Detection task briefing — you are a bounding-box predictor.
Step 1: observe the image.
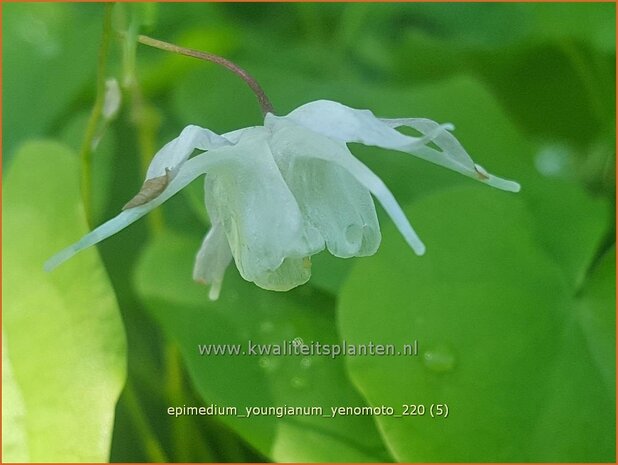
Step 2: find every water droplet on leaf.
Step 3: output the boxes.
[258,356,278,373]
[291,376,308,389]
[259,321,274,334]
[422,345,456,373]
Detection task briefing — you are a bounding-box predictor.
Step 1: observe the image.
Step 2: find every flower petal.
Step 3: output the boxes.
[252,257,312,292]
[203,128,323,289]
[286,100,520,193]
[268,116,424,256]
[268,117,381,258]
[381,118,521,192]
[146,124,232,180]
[45,149,237,272]
[222,126,259,144]
[193,221,233,301]
[123,125,237,210]
[286,100,449,152]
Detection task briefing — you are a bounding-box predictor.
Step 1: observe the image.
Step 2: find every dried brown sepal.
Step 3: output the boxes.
[122,169,171,210]
[474,165,490,181]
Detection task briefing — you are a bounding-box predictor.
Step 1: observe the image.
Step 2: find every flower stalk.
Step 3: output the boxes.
[137,34,275,116]
[80,3,114,225]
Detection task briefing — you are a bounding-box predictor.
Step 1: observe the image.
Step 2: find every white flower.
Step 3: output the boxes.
[45,100,520,300]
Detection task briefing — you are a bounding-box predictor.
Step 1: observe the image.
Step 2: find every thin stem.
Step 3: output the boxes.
[123,381,170,462]
[137,34,275,116]
[116,7,166,233]
[558,38,608,126]
[126,74,165,233]
[80,4,113,226]
[165,344,191,462]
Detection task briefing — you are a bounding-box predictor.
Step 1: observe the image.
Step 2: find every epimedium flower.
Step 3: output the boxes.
[45,99,520,300]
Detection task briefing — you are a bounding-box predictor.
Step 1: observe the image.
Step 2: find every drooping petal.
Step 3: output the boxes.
[146,124,232,180]
[193,221,233,301]
[286,100,520,193]
[44,149,237,272]
[286,100,450,153]
[203,127,324,290]
[267,116,381,258]
[268,116,424,256]
[123,125,237,210]
[221,126,259,144]
[252,257,312,292]
[381,118,521,192]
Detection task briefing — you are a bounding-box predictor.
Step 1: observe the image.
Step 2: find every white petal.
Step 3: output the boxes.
[286,100,520,193]
[382,118,472,170]
[44,149,238,272]
[285,100,450,152]
[203,128,323,289]
[222,126,259,144]
[269,117,425,256]
[146,125,233,180]
[334,157,426,255]
[193,221,233,301]
[268,119,381,258]
[382,118,521,192]
[252,257,312,292]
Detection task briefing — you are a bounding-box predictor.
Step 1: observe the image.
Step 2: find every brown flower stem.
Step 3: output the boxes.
[137,34,275,116]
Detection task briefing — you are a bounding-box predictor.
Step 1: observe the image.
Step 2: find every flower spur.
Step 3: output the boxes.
[45,99,520,300]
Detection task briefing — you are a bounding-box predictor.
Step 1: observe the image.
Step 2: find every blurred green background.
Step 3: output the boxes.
[2,2,615,463]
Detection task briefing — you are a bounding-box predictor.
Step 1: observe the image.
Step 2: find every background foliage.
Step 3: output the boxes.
[2,3,615,462]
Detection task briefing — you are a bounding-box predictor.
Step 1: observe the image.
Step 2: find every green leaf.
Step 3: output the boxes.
[2,4,102,162]
[134,231,392,462]
[391,6,615,146]
[338,185,614,462]
[2,335,29,462]
[524,179,610,288]
[387,3,615,52]
[2,141,127,461]
[575,245,616,392]
[59,110,117,224]
[531,3,615,53]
